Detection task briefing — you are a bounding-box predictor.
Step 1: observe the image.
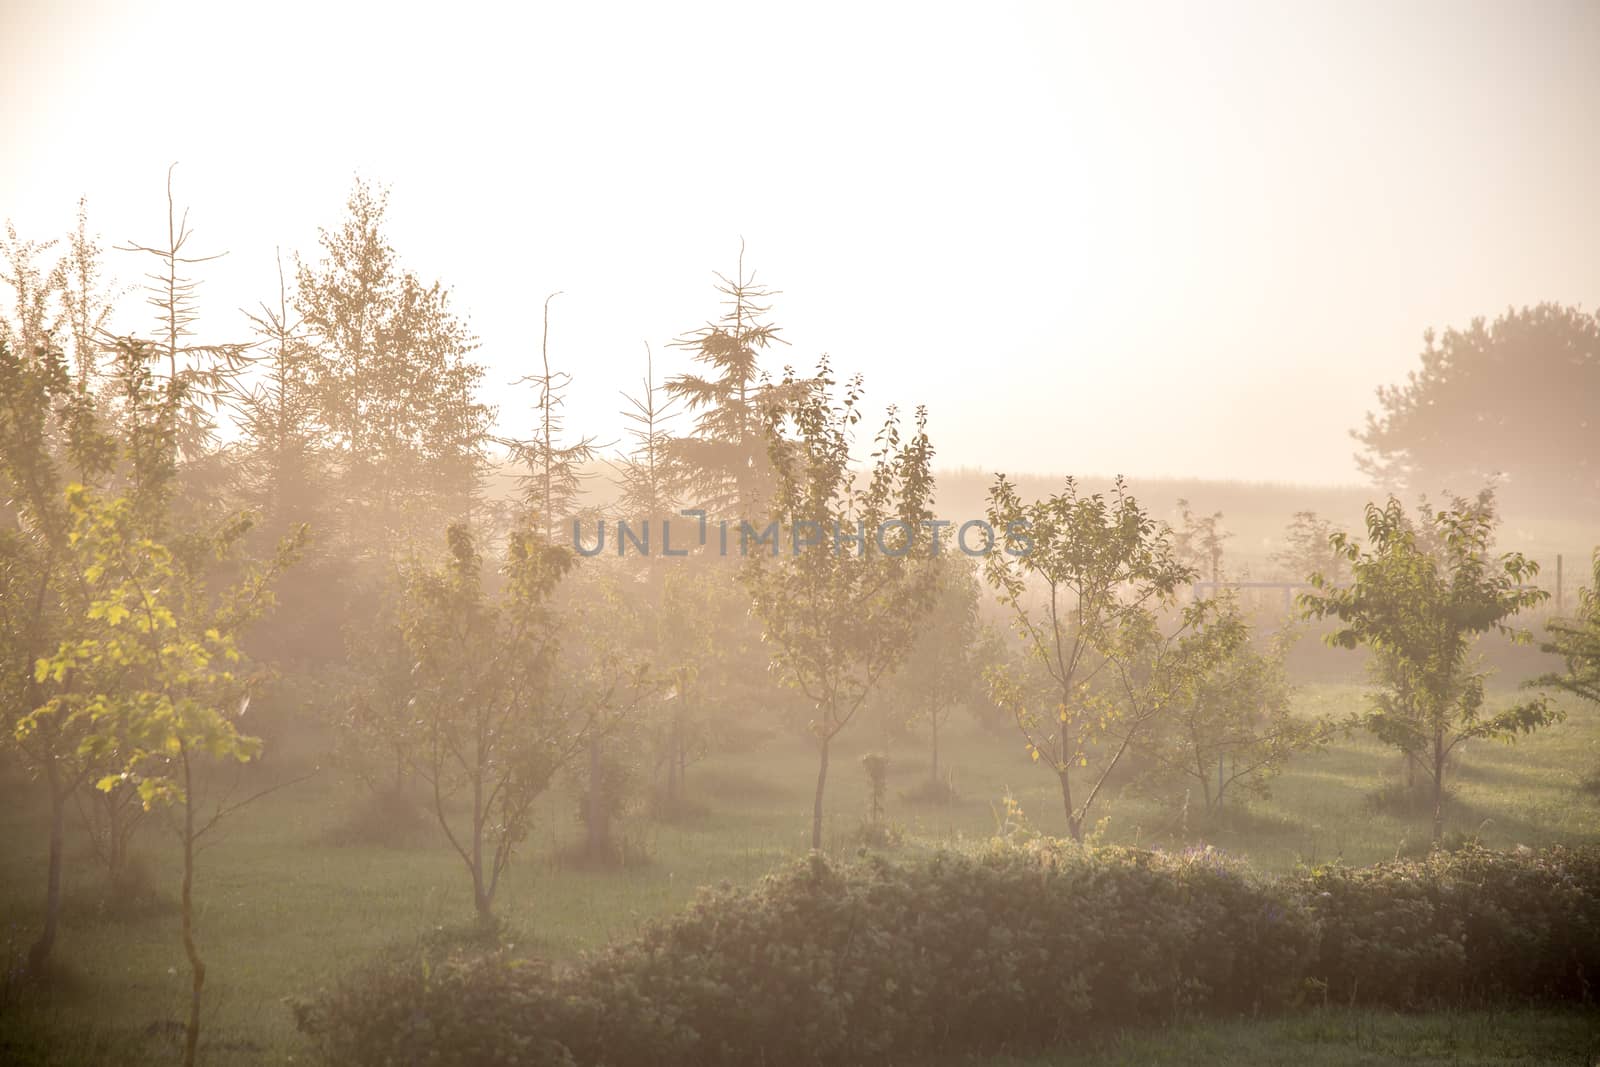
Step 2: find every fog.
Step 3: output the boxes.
[4,4,1600,1065]
[6,0,1597,483]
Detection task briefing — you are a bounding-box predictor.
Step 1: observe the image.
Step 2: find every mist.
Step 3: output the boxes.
[3,3,1599,1066]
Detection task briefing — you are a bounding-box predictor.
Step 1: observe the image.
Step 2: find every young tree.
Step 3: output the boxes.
[888,552,982,794]
[0,220,65,359]
[59,198,118,390]
[666,247,799,520]
[608,341,680,525]
[294,180,491,556]
[1134,597,1329,815]
[1169,498,1232,585]
[587,346,685,834]
[982,476,1195,841]
[565,569,656,865]
[1299,494,1557,841]
[742,360,937,850]
[501,292,601,541]
[401,524,636,918]
[115,164,250,465]
[239,250,322,536]
[33,485,304,1067]
[334,599,417,800]
[651,563,756,808]
[1534,548,1600,705]
[1272,511,1348,586]
[0,333,120,971]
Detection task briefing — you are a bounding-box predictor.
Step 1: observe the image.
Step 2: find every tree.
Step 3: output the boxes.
[59,198,118,390]
[115,164,251,466]
[294,180,491,556]
[608,341,681,525]
[595,346,689,828]
[334,597,417,800]
[1169,498,1231,584]
[887,552,982,795]
[1299,493,1558,841]
[33,484,304,1067]
[236,250,346,676]
[400,524,636,918]
[0,333,121,971]
[666,247,799,520]
[982,476,1196,842]
[501,292,600,541]
[650,561,760,810]
[1272,511,1347,586]
[1535,548,1600,705]
[1355,303,1600,511]
[742,360,937,850]
[561,565,656,866]
[1135,597,1329,816]
[0,221,177,929]
[0,219,65,360]
[239,249,322,537]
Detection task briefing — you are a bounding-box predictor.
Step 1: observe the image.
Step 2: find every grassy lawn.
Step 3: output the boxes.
[968,1008,1600,1066]
[1,683,1597,1064]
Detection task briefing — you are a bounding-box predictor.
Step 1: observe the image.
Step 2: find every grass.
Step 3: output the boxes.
[964,1008,1600,1066]
[0,683,1597,1065]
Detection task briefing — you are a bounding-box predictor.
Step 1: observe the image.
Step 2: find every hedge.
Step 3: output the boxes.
[294,843,1600,1066]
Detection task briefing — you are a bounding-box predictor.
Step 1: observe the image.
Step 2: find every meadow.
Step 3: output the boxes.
[2,681,1598,1065]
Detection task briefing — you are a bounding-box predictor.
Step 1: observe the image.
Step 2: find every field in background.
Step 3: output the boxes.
[2,683,1597,1065]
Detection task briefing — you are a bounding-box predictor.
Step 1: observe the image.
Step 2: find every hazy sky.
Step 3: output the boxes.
[4,0,1597,485]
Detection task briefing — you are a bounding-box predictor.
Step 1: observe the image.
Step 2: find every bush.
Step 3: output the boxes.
[62,852,172,924]
[294,949,575,1067]
[322,787,431,848]
[1295,845,1600,1007]
[851,818,905,849]
[899,777,958,805]
[298,843,1600,1067]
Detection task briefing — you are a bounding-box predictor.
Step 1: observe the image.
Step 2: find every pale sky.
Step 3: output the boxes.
[3,0,1597,485]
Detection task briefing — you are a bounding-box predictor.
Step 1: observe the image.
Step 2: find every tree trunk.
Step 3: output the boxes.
[664,726,680,804]
[471,757,491,921]
[1058,768,1082,843]
[930,706,940,785]
[678,730,687,791]
[811,735,831,851]
[180,767,205,1067]
[107,792,127,886]
[27,775,67,973]
[586,736,609,862]
[1430,731,1446,844]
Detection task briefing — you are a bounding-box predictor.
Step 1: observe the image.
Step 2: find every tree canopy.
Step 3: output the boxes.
[1355,303,1600,511]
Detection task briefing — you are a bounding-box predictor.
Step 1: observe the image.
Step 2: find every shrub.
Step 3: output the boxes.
[1295,845,1600,1007]
[294,949,575,1067]
[899,776,958,805]
[852,818,905,849]
[322,787,432,848]
[298,843,1600,1067]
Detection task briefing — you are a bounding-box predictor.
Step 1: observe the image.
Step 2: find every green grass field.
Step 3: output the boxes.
[2,683,1598,1065]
